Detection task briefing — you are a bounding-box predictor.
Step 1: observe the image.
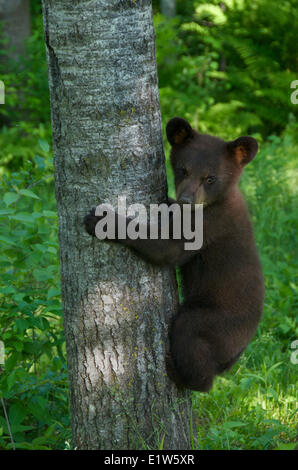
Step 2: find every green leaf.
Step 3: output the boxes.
[9,404,27,426]
[28,401,50,424]
[39,139,50,153]
[34,155,45,169]
[243,373,266,384]
[9,213,34,224]
[3,192,18,206]
[15,318,28,332]
[158,433,165,450]
[7,372,16,391]
[47,287,61,299]
[223,421,248,429]
[10,424,35,433]
[42,210,57,218]
[0,235,17,246]
[33,269,52,282]
[0,285,17,294]
[267,361,284,374]
[19,189,40,200]
[0,209,14,216]
[14,342,23,352]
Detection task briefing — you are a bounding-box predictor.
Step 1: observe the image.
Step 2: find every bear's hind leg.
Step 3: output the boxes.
[167,309,216,392]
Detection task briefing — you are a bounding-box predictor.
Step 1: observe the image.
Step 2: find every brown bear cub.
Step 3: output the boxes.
[84,117,264,392]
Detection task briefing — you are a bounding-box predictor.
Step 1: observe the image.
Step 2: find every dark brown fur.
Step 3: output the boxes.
[84,117,264,392]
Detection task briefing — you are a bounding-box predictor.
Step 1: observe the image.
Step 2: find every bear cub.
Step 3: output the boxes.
[84,117,265,392]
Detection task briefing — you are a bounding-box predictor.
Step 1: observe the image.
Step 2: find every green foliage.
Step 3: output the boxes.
[0,142,70,449]
[0,0,297,451]
[155,0,298,138]
[0,10,70,448]
[0,9,51,173]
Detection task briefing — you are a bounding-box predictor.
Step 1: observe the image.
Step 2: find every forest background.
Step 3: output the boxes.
[0,0,297,450]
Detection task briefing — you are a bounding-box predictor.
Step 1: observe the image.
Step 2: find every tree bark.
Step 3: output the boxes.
[0,0,31,60]
[42,0,191,450]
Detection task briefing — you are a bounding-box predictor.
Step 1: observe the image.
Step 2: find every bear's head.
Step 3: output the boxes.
[166,117,258,207]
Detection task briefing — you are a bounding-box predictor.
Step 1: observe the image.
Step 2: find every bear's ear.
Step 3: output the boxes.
[227,136,258,166]
[166,117,193,146]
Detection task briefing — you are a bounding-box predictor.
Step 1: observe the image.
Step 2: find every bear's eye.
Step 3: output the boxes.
[206,176,216,185]
[177,167,188,178]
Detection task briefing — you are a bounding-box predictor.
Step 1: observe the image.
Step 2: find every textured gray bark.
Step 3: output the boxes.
[0,0,31,59]
[42,0,191,450]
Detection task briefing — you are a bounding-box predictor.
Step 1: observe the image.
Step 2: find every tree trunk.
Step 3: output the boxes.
[0,0,31,60]
[42,0,191,450]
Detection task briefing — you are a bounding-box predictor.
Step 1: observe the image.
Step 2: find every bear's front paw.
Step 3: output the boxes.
[84,208,99,236]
